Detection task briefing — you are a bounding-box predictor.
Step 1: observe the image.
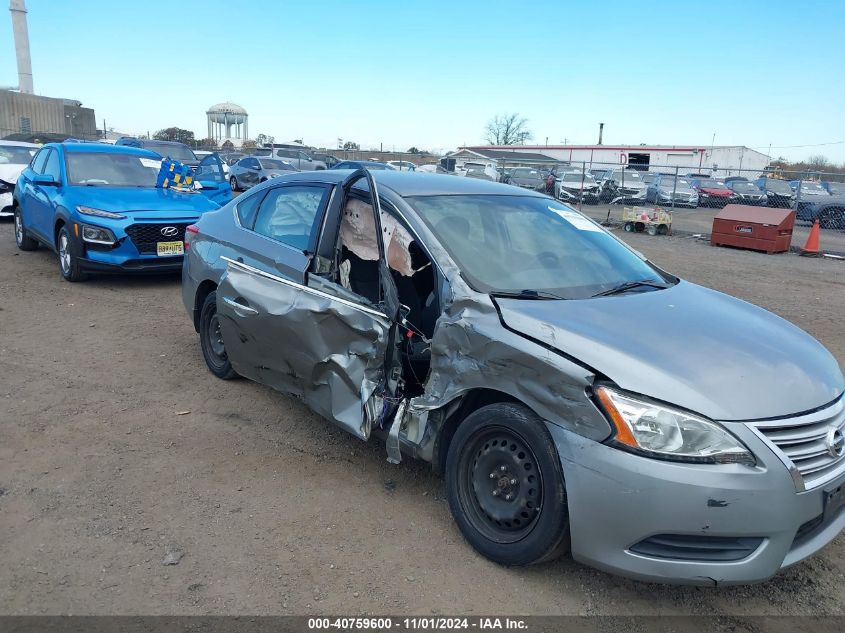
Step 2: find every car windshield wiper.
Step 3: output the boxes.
[490,289,568,301]
[592,279,670,298]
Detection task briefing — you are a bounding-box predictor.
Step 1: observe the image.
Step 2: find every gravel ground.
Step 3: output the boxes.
[0,219,844,616]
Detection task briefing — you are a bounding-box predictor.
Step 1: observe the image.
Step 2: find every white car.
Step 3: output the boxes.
[0,141,39,217]
[387,160,417,171]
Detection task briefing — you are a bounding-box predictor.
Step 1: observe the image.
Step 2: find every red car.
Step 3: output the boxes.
[690,177,734,208]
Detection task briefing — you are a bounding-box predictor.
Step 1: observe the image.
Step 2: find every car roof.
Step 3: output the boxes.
[0,140,39,148]
[50,142,160,158]
[277,170,548,198]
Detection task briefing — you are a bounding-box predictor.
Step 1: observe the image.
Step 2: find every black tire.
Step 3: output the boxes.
[445,403,569,566]
[199,290,238,380]
[56,224,87,282]
[14,206,38,251]
[229,176,239,192]
[819,207,845,231]
[623,222,634,232]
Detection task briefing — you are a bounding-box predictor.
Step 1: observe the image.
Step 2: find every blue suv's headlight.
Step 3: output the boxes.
[81,224,117,245]
[76,205,126,220]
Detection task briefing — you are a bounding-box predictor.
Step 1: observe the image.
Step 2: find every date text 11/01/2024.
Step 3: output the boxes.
[307,617,528,630]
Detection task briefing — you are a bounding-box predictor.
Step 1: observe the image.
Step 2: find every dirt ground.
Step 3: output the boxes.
[1,219,844,616]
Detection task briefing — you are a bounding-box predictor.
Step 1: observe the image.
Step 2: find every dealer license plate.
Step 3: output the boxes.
[156,241,184,257]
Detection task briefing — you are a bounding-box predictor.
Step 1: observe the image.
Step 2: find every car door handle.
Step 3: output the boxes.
[223,296,258,316]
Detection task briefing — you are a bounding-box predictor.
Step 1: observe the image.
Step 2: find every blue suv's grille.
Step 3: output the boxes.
[125,223,190,254]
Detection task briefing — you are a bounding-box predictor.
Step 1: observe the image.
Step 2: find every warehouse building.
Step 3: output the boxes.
[462,144,770,177]
[0,89,97,140]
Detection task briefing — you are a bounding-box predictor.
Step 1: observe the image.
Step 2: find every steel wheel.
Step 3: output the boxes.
[456,426,543,544]
[199,291,238,380]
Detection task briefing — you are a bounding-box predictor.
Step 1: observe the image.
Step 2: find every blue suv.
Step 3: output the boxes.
[13,142,231,281]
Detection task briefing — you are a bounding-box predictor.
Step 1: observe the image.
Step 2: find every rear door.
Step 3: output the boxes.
[194,153,232,205]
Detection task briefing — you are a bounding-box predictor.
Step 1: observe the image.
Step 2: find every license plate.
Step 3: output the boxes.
[824,481,845,521]
[156,241,184,257]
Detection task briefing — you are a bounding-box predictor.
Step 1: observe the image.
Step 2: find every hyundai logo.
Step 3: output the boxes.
[160,226,179,238]
[826,428,845,459]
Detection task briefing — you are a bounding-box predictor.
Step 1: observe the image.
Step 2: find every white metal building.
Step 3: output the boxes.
[463,145,771,177]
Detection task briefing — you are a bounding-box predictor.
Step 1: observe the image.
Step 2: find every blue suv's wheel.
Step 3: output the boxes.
[14,207,38,251]
[56,225,86,282]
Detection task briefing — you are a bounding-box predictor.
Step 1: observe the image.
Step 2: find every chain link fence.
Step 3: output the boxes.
[490,160,845,232]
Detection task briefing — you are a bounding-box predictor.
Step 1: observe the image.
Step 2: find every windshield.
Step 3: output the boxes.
[660,177,691,188]
[612,171,641,181]
[362,162,390,170]
[143,142,196,162]
[0,144,37,165]
[764,179,792,194]
[259,159,293,170]
[826,182,844,195]
[513,169,541,179]
[66,151,161,187]
[733,181,761,192]
[561,173,595,183]
[798,181,826,193]
[407,195,668,299]
[697,179,725,188]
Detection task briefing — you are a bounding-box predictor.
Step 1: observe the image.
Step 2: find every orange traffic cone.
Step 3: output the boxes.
[800,220,821,257]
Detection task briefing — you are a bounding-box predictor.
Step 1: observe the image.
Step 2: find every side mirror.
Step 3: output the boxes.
[33,173,58,186]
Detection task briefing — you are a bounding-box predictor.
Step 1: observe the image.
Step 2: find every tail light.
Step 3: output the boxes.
[184,224,199,250]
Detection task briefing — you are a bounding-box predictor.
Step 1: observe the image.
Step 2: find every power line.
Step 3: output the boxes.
[750,140,845,150]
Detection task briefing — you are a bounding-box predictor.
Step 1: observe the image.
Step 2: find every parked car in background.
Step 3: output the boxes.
[114,137,200,170]
[641,172,658,186]
[503,167,545,191]
[723,176,748,184]
[597,169,647,203]
[646,174,699,207]
[332,160,394,171]
[228,157,297,191]
[0,140,39,217]
[256,148,327,171]
[13,142,227,281]
[387,160,417,172]
[688,177,734,208]
[794,197,845,230]
[464,164,498,181]
[556,171,600,203]
[822,181,845,197]
[791,180,832,200]
[725,180,767,205]
[219,152,246,166]
[755,176,796,208]
[309,152,340,169]
[182,169,845,585]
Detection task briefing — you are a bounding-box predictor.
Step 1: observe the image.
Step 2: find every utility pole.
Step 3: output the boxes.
[598,123,604,145]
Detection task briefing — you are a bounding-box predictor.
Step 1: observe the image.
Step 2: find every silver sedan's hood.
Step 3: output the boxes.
[496,281,844,421]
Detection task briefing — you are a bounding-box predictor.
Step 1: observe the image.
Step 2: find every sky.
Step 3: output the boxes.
[2,0,844,162]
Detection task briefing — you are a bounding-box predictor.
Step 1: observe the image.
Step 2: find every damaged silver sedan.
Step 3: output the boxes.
[182,169,845,585]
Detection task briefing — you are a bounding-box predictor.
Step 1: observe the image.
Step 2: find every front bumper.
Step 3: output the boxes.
[0,191,12,215]
[547,423,845,585]
[656,194,698,207]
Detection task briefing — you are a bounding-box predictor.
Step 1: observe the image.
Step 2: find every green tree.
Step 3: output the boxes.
[153,127,196,145]
[197,137,218,149]
[255,133,274,147]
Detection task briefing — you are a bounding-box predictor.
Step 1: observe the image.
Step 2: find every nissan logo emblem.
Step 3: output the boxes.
[160,226,179,238]
[826,428,845,459]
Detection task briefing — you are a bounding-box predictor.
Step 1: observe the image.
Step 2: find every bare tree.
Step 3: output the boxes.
[484,113,533,145]
[806,154,831,169]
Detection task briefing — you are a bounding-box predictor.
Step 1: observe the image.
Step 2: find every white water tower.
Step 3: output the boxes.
[206,102,248,143]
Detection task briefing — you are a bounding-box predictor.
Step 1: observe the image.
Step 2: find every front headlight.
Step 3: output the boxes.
[595,386,755,465]
[81,224,117,245]
[76,205,126,219]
